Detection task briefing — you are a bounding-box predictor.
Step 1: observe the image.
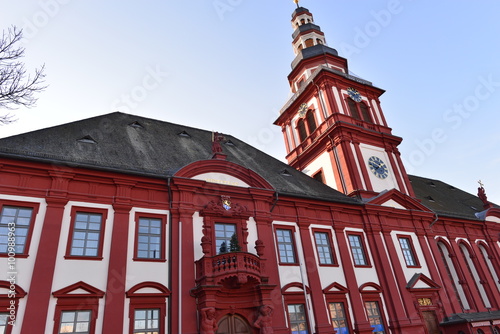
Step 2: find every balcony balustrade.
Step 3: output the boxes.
[195,252,265,286]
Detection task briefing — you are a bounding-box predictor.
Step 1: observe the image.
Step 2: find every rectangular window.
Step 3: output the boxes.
[133,309,160,334]
[398,236,418,267]
[348,234,368,266]
[288,304,308,334]
[0,313,8,334]
[276,228,296,264]
[136,218,162,259]
[69,212,103,257]
[0,206,34,255]
[364,301,385,334]
[329,302,349,334]
[215,223,236,254]
[314,231,334,265]
[59,310,91,334]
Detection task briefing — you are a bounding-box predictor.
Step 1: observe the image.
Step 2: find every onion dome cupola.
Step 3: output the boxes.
[291,7,327,55]
[288,5,348,93]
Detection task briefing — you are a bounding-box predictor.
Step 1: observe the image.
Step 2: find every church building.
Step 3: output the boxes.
[1,3,500,334]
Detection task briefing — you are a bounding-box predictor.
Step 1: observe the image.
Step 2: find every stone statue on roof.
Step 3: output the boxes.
[477,180,491,209]
[211,132,224,154]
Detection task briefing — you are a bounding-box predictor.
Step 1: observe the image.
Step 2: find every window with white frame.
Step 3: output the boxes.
[136,218,162,259]
[0,206,34,255]
[0,313,8,334]
[398,236,418,267]
[58,310,91,334]
[215,223,236,254]
[69,212,103,257]
[364,301,385,333]
[314,231,334,265]
[287,304,308,334]
[276,228,297,264]
[133,309,160,334]
[348,234,368,266]
[328,302,349,334]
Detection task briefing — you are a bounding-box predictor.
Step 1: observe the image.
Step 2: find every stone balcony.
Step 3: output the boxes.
[195,252,267,287]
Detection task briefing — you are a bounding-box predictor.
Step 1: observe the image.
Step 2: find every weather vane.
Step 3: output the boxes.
[293,0,300,8]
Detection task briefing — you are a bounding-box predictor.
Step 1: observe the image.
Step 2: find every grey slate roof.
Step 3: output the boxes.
[0,112,359,204]
[409,175,498,220]
[0,112,495,215]
[441,310,500,325]
[291,44,339,69]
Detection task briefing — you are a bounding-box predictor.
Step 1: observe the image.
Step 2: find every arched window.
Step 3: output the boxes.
[297,119,307,142]
[477,243,500,292]
[282,283,312,334]
[360,283,387,334]
[459,242,491,308]
[306,110,317,134]
[437,241,470,310]
[347,98,361,120]
[360,103,372,123]
[126,282,170,334]
[0,281,27,334]
[316,38,323,45]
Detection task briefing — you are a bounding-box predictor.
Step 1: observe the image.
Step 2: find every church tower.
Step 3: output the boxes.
[275,4,415,199]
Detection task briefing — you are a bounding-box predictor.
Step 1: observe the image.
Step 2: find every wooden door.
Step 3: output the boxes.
[422,311,440,334]
[217,315,252,334]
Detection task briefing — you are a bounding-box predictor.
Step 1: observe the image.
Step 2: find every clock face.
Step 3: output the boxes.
[368,156,389,179]
[298,103,308,117]
[347,87,362,102]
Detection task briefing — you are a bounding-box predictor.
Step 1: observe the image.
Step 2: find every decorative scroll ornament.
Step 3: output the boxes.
[201,196,249,218]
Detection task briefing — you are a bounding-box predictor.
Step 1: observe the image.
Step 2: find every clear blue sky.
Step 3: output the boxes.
[1,0,500,205]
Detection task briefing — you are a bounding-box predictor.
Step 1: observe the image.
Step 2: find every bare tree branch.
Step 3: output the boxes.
[0,26,47,124]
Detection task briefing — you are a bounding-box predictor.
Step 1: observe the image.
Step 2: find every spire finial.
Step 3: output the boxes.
[293,0,299,8]
[477,180,492,209]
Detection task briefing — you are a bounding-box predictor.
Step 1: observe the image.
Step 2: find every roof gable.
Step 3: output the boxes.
[366,189,431,212]
[407,273,440,291]
[52,281,105,298]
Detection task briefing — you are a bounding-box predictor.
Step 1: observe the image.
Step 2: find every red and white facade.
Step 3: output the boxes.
[2,4,500,334]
